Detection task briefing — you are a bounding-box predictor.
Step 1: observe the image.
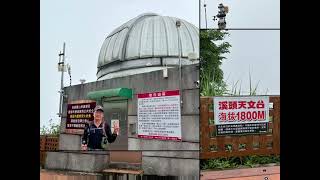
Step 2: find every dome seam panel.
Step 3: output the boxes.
[122,14,157,61]
[181,21,195,53]
[160,16,169,57]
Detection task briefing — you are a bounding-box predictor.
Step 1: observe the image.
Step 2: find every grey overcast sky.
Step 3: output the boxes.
[40,0,199,127]
[200,0,280,29]
[221,30,280,95]
[199,0,280,95]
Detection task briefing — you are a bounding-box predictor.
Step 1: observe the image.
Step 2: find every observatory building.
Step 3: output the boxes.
[45,13,200,178]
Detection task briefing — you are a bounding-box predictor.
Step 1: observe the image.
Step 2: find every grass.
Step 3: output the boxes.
[201,70,266,96]
[201,155,280,170]
[200,72,228,96]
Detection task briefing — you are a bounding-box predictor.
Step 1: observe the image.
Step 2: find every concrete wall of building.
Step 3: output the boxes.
[53,65,200,176]
[45,152,110,172]
[142,151,199,177]
[45,151,199,177]
[59,64,199,151]
[59,134,81,150]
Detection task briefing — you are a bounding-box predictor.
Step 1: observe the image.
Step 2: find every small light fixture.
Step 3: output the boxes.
[163,68,168,78]
[80,79,86,84]
[57,62,66,72]
[188,52,198,63]
[176,20,181,28]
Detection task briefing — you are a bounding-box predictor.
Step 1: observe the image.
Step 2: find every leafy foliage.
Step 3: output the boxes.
[40,119,60,136]
[200,30,231,96]
[201,155,280,170]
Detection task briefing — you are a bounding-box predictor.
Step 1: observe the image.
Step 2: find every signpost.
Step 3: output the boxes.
[213,96,269,136]
[137,90,182,141]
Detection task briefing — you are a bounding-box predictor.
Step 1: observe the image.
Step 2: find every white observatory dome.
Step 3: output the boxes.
[97,13,199,80]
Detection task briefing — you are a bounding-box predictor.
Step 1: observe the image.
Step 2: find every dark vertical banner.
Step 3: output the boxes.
[66,102,96,129]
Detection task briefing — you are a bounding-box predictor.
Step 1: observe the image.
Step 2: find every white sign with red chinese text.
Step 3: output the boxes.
[213,96,269,135]
[137,90,182,141]
[214,96,269,125]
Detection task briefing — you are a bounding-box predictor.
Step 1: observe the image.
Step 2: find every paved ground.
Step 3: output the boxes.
[200,166,280,180]
[41,166,280,180]
[40,169,102,180]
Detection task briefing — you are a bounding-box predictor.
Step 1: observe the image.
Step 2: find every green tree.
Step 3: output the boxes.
[200,30,231,96]
[40,125,49,135]
[40,119,60,136]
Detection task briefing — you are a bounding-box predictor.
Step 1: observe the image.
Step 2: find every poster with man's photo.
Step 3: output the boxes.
[111,119,120,135]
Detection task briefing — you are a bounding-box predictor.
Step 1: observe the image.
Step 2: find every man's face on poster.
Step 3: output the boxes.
[93,110,104,121]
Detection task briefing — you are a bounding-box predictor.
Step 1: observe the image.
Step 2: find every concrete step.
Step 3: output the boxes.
[102,168,143,175]
[108,162,142,170]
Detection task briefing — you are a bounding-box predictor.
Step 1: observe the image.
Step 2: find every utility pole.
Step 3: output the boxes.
[67,64,71,86]
[204,0,208,29]
[213,3,229,30]
[57,42,66,117]
[176,20,183,109]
